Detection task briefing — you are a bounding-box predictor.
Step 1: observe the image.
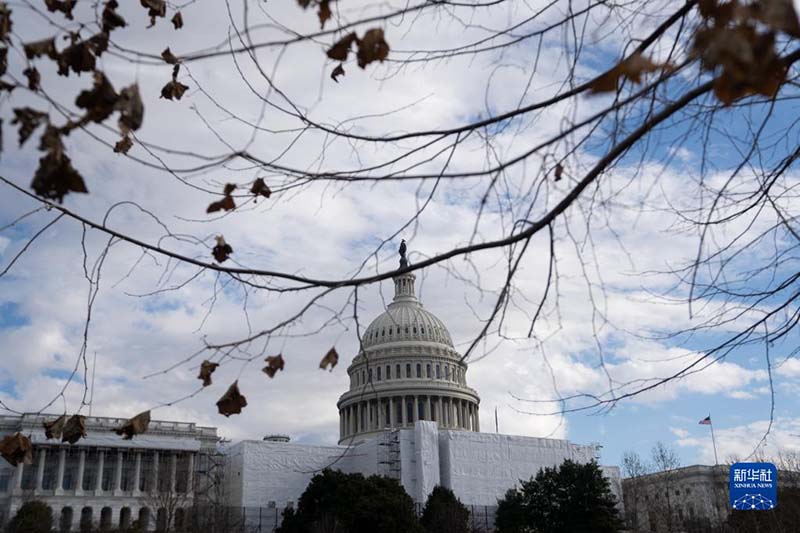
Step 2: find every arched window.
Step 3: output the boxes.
[389,327,392,335]
[396,364,401,379]
[406,364,411,378]
[405,326,409,334]
[79,507,93,533]
[381,328,385,337]
[119,508,131,530]
[100,507,112,530]
[60,507,73,533]
[426,364,431,378]
[156,508,167,531]
[386,365,391,379]
[174,508,185,531]
[368,368,373,382]
[362,370,365,384]
[416,364,421,378]
[138,508,151,531]
[445,365,450,380]
[436,364,441,379]
[376,367,381,381]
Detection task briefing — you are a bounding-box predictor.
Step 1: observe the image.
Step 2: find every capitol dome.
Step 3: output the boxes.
[337,256,480,444]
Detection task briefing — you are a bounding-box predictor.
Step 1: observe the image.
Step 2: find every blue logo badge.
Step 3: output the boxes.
[730,462,778,510]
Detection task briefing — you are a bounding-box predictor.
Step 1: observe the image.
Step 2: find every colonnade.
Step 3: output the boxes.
[339,395,479,438]
[10,447,194,495]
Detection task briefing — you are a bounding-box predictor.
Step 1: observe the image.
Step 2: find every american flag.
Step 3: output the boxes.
[699,416,712,425]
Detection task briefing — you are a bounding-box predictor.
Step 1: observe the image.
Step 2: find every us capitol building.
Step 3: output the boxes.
[0,249,620,531]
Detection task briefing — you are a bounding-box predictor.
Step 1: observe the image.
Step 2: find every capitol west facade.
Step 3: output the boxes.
[0,263,620,530]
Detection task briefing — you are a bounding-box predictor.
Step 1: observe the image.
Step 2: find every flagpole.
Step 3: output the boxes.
[709,414,719,466]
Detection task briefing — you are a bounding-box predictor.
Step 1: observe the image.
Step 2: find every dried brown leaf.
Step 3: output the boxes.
[11,107,48,146]
[198,360,219,387]
[58,40,96,76]
[327,32,357,61]
[318,0,331,29]
[45,0,76,20]
[62,414,86,444]
[116,83,144,133]
[23,37,58,60]
[87,32,109,57]
[754,0,800,37]
[331,63,345,83]
[161,47,179,65]
[262,354,285,378]
[589,53,664,94]
[115,410,151,439]
[31,150,87,203]
[172,11,184,29]
[217,380,247,416]
[0,47,6,77]
[212,235,233,263]
[554,163,563,182]
[160,80,188,100]
[102,0,126,33]
[357,28,389,68]
[250,177,271,198]
[114,134,133,154]
[206,195,235,214]
[0,433,32,467]
[23,67,40,91]
[319,347,338,371]
[141,0,166,27]
[43,414,67,439]
[0,3,12,43]
[75,72,119,124]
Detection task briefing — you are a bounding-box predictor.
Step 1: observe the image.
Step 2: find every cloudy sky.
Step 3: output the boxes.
[1,0,800,474]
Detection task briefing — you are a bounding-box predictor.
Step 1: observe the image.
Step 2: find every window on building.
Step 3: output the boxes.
[436,365,441,379]
[362,370,366,384]
[396,364,401,379]
[426,364,431,378]
[386,365,391,380]
[406,364,411,378]
[0,466,11,492]
[368,368,373,382]
[376,367,381,381]
[416,364,422,378]
[445,366,450,380]
[389,327,392,335]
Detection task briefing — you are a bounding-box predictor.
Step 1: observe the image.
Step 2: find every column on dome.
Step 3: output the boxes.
[462,402,468,430]
[426,396,432,421]
[475,406,480,432]
[389,397,395,428]
[401,396,408,426]
[413,396,419,423]
[436,397,442,427]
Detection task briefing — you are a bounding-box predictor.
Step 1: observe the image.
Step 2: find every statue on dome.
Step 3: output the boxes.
[399,239,409,269]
